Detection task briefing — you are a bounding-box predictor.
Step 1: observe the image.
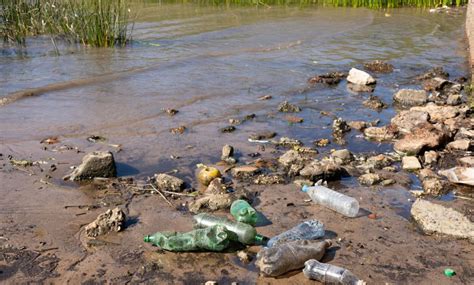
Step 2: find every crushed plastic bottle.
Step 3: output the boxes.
[230,199,258,225]
[143,225,229,252]
[256,239,331,277]
[267,219,325,247]
[193,213,267,245]
[302,185,359,217]
[303,259,366,285]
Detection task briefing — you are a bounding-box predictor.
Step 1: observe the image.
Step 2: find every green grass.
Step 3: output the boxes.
[0,0,132,47]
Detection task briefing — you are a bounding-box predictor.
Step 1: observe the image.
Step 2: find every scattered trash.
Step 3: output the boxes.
[302,184,359,217]
[267,220,325,247]
[85,207,126,237]
[193,213,267,245]
[197,164,222,186]
[444,268,456,277]
[230,200,257,226]
[303,259,366,284]
[439,167,474,186]
[144,225,229,252]
[256,239,331,277]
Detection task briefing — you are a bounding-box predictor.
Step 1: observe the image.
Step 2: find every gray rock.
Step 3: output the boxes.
[454,128,474,140]
[221,144,236,164]
[393,89,428,106]
[402,156,422,170]
[391,110,429,134]
[85,207,126,237]
[411,103,459,123]
[363,95,387,110]
[446,94,463,106]
[65,151,117,181]
[394,124,447,155]
[278,101,301,113]
[446,139,472,151]
[346,68,376,85]
[423,151,439,166]
[300,160,342,181]
[358,173,382,186]
[347,83,375,93]
[278,150,306,168]
[364,126,398,141]
[422,77,450,92]
[330,149,353,164]
[411,199,474,242]
[249,131,277,140]
[363,154,393,170]
[439,167,474,186]
[155,173,185,192]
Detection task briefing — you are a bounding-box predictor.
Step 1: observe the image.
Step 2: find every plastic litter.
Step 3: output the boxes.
[256,239,331,277]
[444,268,456,277]
[267,220,325,247]
[302,185,359,217]
[303,259,366,285]
[230,199,258,225]
[197,164,222,186]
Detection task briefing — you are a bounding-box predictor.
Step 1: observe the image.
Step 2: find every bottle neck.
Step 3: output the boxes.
[143,235,153,243]
[255,234,269,245]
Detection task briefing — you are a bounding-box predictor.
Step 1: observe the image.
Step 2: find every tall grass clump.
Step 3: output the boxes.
[0,0,133,47]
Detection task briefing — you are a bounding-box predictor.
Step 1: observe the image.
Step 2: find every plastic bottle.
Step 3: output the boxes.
[256,239,332,277]
[302,185,359,217]
[230,200,258,225]
[303,259,365,285]
[143,225,229,252]
[267,219,325,247]
[193,213,267,245]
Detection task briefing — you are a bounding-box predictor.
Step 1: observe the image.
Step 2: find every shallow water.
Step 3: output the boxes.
[0,4,469,178]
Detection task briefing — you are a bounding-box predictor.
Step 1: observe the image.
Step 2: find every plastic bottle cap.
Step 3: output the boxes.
[143,235,150,243]
[444,268,455,277]
[301,185,309,193]
[255,234,268,245]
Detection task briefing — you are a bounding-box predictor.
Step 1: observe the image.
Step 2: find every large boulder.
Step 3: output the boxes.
[391,110,429,134]
[393,89,428,107]
[411,103,459,123]
[65,151,117,181]
[394,124,448,155]
[346,68,376,85]
[411,199,474,242]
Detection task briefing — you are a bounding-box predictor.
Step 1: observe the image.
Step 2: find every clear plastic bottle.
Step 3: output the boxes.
[256,239,332,277]
[303,259,365,285]
[193,213,267,245]
[302,185,359,217]
[230,199,258,225]
[267,220,325,247]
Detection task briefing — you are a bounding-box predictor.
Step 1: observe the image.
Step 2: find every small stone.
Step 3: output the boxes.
[446,139,472,151]
[422,77,450,92]
[85,207,126,237]
[155,173,185,192]
[365,154,393,170]
[249,131,277,140]
[258,95,272,100]
[205,281,218,285]
[331,149,353,164]
[65,151,116,181]
[294,179,314,187]
[424,151,439,166]
[418,168,439,181]
[348,121,368,131]
[308,72,346,85]
[454,128,474,140]
[402,156,422,171]
[170,126,186,134]
[278,150,307,168]
[422,178,447,196]
[221,145,236,164]
[364,126,398,141]
[278,101,301,113]
[253,174,285,185]
[368,213,377,219]
[359,173,382,186]
[382,166,397,172]
[165,108,178,116]
[411,199,474,241]
[300,160,342,181]
[446,94,463,106]
[363,95,387,110]
[393,89,428,107]
[220,126,236,133]
[314,138,330,147]
[347,68,376,85]
[285,115,304,123]
[415,67,449,81]
[237,251,252,263]
[347,83,375,93]
[231,165,260,179]
[391,110,429,134]
[332,118,351,134]
[394,124,447,155]
[364,60,394,73]
[381,179,396,186]
[277,137,302,147]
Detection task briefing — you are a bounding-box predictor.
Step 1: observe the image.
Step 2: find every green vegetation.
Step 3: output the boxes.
[0,0,132,47]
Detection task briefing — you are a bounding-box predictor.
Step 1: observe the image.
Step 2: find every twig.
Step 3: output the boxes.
[149,184,173,207]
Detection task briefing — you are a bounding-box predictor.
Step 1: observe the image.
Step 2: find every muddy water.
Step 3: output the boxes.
[0,3,472,285]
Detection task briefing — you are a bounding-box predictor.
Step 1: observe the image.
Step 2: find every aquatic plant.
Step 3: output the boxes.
[0,0,132,47]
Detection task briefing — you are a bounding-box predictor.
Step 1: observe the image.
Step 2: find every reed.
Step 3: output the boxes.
[0,0,132,47]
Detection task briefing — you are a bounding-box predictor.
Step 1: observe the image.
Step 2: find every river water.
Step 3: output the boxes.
[0,4,468,179]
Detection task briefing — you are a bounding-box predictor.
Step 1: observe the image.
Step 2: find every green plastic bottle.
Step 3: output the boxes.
[230,199,258,226]
[143,225,229,252]
[193,213,267,245]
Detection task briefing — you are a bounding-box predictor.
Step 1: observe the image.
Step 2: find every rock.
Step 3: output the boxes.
[394,124,447,155]
[391,110,429,134]
[411,199,473,242]
[276,137,303,147]
[458,156,474,167]
[313,138,330,147]
[220,126,236,133]
[285,115,304,123]
[331,149,353,164]
[65,151,117,181]
[423,150,438,166]
[411,103,459,123]
[189,192,243,213]
[278,150,306,168]
[422,178,447,196]
[446,139,472,151]
[381,179,396,186]
[205,178,228,194]
[363,154,393,170]
[231,165,260,179]
[293,179,314,187]
[415,67,449,81]
[221,145,236,164]
[155,173,185,192]
[439,167,474,186]
[363,95,387,110]
[348,121,368,131]
[332,118,351,134]
[393,89,428,107]
[85,208,126,237]
[170,125,186,134]
[205,281,218,285]
[249,131,277,140]
[278,101,301,113]
[300,160,342,181]
[446,94,463,106]
[422,77,450,92]
[237,250,252,263]
[358,173,382,186]
[364,60,394,73]
[346,68,376,85]
[454,128,474,140]
[364,126,398,141]
[347,83,375,93]
[418,168,439,180]
[308,72,346,85]
[253,174,285,185]
[402,156,422,170]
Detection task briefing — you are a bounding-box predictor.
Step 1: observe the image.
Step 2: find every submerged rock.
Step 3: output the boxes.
[358,173,382,186]
[393,89,428,107]
[155,173,185,192]
[411,199,473,242]
[276,137,303,147]
[308,72,346,85]
[330,149,353,165]
[348,121,368,131]
[364,60,394,73]
[332,118,351,134]
[346,68,376,85]
[415,67,449,81]
[249,131,277,141]
[364,126,398,141]
[85,207,126,237]
[278,101,301,113]
[65,151,117,181]
[422,178,447,196]
[363,95,387,110]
